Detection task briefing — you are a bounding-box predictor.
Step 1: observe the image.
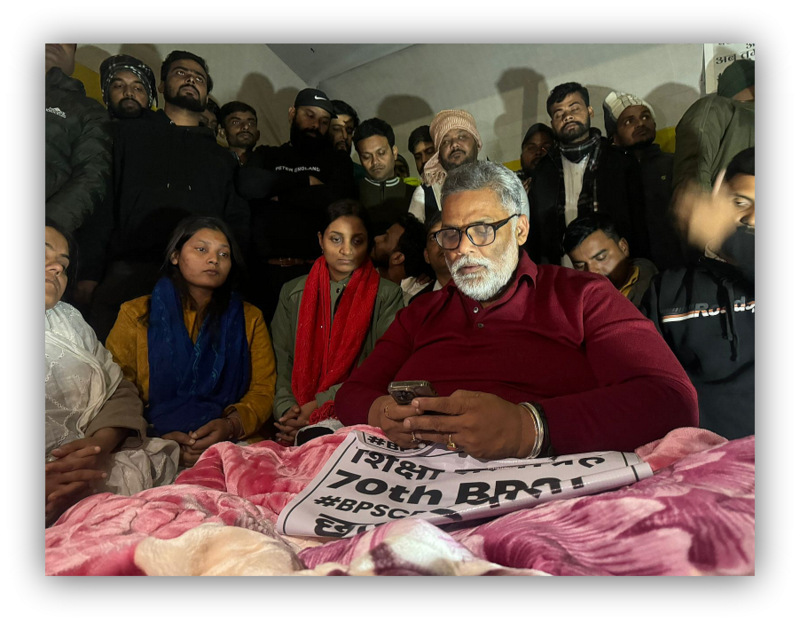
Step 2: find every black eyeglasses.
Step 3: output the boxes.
[434,214,521,250]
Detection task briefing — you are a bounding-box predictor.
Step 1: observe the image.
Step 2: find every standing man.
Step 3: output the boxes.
[72,53,158,314]
[526,82,649,267]
[330,99,366,181]
[84,50,250,341]
[518,122,555,190]
[238,88,356,321]
[46,43,112,235]
[407,125,436,178]
[408,110,483,224]
[354,117,415,236]
[673,59,754,192]
[603,91,683,270]
[98,53,158,120]
[218,101,260,166]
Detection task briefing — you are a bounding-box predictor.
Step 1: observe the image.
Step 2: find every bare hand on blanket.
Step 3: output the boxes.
[46,444,107,523]
[403,390,537,460]
[274,400,317,444]
[369,395,423,449]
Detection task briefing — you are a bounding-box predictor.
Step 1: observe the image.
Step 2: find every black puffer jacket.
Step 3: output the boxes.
[45,67,112,233]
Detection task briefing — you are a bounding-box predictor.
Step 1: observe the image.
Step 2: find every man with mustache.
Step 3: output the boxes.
[408,109,482,225]
[603,91,683,271]
[77,50,250,341]
[335,161,697,459]
[525,82,650,269]
[354,117,415,236]
[98,53,157,120]
[238,88,357,321]
[219,101,260,166]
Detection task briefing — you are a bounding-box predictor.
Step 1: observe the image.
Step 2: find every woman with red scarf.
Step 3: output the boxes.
[270,199,404,445]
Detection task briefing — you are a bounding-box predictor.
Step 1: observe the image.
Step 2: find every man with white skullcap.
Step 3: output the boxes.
[408,109,483,223]
[603,91,683,270]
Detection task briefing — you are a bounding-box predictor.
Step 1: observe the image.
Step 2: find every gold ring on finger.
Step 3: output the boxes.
[446,434,458,451]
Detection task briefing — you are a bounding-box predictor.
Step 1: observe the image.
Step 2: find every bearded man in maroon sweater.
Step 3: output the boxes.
[335,161,698,460]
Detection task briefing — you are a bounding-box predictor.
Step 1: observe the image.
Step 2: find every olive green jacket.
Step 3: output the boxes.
[270,274,404,419]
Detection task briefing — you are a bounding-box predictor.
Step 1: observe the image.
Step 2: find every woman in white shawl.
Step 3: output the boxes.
[45,223,179,525]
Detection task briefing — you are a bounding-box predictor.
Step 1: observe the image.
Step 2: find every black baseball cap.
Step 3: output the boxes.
[293,88,335,116]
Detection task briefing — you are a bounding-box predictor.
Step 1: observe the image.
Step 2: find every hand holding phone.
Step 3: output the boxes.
[387,380,437,405]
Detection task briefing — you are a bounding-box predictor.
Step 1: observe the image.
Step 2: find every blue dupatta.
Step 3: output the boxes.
[145,278,250,436]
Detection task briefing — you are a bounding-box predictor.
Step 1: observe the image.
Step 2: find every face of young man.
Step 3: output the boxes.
[725,173,756,230]
[290,105,332,139]
[160,58,208,113]
[412,140,436,175]
[329,113,355,153]
[567,230,631,289]
[439,129,479,172]
[614,105,656,149]
[371,223,405,267]
[549,92,594,144]
[356,134,398,183]
[441,188,528,304]
[520,131,554,173]
[107,70,149,119]
[424,220,450,284]
[222,110,260,150]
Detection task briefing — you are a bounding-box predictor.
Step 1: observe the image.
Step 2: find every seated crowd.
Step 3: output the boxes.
[44,45,755,524]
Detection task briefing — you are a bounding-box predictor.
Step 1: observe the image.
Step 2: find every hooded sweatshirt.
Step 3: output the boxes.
[640,228,754,439]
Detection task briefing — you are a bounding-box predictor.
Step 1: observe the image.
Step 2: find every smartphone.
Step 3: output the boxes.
[388,380,438,405]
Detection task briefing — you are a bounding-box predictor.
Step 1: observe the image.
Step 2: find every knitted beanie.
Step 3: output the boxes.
[602,91,655,137]
[99,54,158,109]
[717,59,755,98]
[423,109,483,185]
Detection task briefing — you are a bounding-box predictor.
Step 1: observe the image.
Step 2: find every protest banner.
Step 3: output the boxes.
[277,431,653,538]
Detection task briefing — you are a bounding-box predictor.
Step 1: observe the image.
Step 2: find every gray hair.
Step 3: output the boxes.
[440,161,529,219]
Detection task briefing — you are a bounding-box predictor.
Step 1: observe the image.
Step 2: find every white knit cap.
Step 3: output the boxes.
[602,91,655,135]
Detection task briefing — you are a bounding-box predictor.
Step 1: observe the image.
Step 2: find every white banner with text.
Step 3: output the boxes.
[277,431,653,538]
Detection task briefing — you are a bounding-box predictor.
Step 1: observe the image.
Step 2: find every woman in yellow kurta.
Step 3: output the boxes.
[106,216,276,466]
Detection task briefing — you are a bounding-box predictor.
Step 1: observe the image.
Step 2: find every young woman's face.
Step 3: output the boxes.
[171,228,232,292]
[45,226,70,310]
[318,215,369,281]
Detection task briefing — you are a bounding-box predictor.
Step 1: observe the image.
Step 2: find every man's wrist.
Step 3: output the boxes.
[519,402,548,459]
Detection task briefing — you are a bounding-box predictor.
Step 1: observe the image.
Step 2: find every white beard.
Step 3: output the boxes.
[447,241,519,301]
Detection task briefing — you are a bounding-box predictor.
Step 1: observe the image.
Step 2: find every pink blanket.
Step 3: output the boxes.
[44,426,754,576]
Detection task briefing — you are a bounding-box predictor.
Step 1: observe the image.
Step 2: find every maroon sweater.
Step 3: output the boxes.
[335,253,698,454]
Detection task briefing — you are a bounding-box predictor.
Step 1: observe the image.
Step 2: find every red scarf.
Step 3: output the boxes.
[292,256,380,424]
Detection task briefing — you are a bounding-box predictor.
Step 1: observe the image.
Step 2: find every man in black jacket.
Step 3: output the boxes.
[45,43,112,235]
[354,117,415,236]
[641,148,754,440]
[525,82,649,267]
[82,49,250,341]
[237,88,357,321]
[603,90,684,271]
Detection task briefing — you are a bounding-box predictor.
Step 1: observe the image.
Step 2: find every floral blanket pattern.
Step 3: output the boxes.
[45,426,754,576]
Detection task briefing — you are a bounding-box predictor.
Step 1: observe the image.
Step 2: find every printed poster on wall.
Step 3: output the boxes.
[703,43,755,95]
[277,431,653,538]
